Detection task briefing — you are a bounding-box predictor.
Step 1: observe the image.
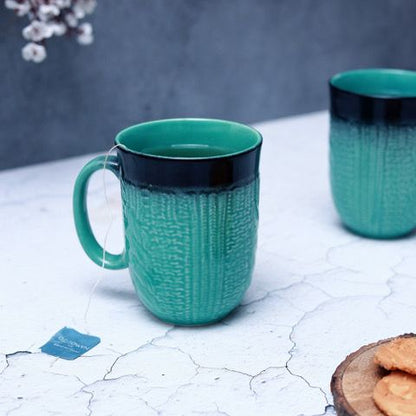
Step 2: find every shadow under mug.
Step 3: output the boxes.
[73,119,262,325]
[330,68,416,238]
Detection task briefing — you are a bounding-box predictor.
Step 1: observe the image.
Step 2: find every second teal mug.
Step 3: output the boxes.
[330,69,416,238]
[73,119,262,325]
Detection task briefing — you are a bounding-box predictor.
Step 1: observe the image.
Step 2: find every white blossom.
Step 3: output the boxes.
[5,0,30,16]
[50,22,67,36]
[65,12,78,28]
[38,4,60,21]
[77,22,93,45]
[22,42,47,63]
[4,0,17,8]
[54,0,72,8]
[73,5,86,19]
[74,0,96,15]
[22,20,54,42]
[6,0,96,62]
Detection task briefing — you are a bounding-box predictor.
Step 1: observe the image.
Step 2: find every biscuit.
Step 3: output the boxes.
[374,337,416,375]
[373,371,416,416]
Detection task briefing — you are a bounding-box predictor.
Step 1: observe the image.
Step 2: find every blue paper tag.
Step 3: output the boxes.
[40,327,100,360]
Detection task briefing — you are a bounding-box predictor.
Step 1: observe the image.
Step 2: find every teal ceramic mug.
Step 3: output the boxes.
[73,119,262,325]
[330,69,416,238]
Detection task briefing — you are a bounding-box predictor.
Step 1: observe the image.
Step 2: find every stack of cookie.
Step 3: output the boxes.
[373,337,416,415]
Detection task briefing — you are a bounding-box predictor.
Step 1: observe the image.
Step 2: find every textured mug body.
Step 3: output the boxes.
[330,116,416,238]
[73,118,262,325]
[121,178,259,325]
[329,69,416,238]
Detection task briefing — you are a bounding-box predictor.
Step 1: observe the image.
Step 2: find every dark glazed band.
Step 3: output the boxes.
[330,82,416,125]
[117,144,261,189]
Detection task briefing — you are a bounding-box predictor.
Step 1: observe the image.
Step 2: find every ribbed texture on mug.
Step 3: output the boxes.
[121,178,259,325]
[330,117,416,238]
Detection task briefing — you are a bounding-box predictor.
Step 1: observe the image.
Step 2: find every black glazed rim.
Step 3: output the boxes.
[115,135,262,189]
[329,72,416,125]
[115,118,263,161]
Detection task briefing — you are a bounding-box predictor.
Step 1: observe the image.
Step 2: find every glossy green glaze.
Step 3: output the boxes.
[330,116,416,238]
[121,178,259,325]
[73,118,261,325]
[115,118,261,158]
[330,68,416,98]
[73,155,128,269]
[73,156,259,324]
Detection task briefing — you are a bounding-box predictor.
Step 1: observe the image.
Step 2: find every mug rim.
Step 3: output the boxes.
[329,68,416,125]
[329,68,416,100]
[114,118,263,161]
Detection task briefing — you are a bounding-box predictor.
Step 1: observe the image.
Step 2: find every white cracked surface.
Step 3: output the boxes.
[1,111,414,415]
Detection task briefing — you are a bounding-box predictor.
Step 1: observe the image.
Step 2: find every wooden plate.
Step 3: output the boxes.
[331,334,416,416]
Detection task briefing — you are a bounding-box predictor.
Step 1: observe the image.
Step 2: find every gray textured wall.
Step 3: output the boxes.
[1,0,416,170]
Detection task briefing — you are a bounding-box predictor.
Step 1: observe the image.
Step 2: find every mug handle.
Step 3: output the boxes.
[73,155,128,270]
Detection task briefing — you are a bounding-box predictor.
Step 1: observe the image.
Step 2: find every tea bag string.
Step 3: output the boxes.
[83,144,121,325]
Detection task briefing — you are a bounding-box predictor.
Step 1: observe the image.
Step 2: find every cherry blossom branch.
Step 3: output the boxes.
[5,0,96,63]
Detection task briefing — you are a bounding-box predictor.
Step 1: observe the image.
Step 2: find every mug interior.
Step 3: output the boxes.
[115,118,262,159]
[330,69,416,98]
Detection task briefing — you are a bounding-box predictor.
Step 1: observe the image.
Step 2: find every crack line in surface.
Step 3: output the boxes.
[3,335,330,414]
[376,256,410,316]
[239,275,317,308]
[248,366,285,397]
[214,402,231,416]
[47,371,88,388]
[5,403,23,416]
[307,404,336,416]
[325,239,360,269]
[376,273,396,318]
[1,351,32,377]
[82,389,94,416]
[103,326,175,380]
[285,302,331,406]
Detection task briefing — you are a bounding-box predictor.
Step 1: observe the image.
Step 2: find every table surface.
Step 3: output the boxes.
[2,111,415,416]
